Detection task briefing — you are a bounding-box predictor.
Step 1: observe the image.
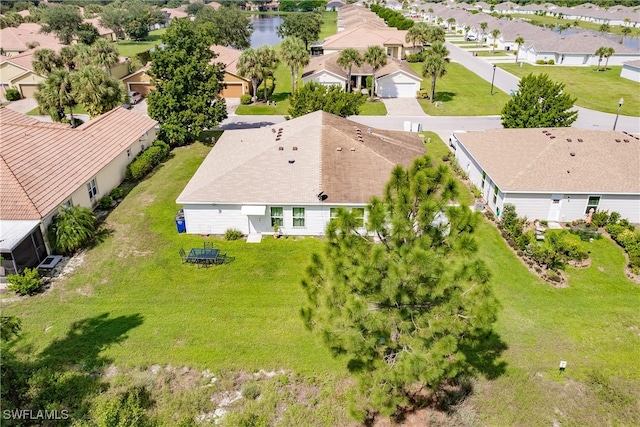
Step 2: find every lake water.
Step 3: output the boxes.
[250,15,284,48]
[552,27,640,51]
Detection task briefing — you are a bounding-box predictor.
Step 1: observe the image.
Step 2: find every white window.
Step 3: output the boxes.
[270,207,283,227]
[585,196,600,214]
[493,185,499,205]
[87,179,98,200]
[293,207,305,227]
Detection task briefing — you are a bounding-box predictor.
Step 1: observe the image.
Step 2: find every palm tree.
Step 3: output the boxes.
[256,45,279,101]
[337,48,362,93]
[603,47,615,70]
[279,37,309,94]
[595,46,607,71]
[34,69,77,125]
[599,23,611,34]
[49,205,96,254]
[446,17,456,31]
[514,36,525,63]
[90,39,119,76]
[363,45,387,97]
[237,48,261,100]
[621,26,632,44]
[480,22,488,45]
[463,25,471,41]
[491,29,501,53]
[405,24,424,49]
[72,66,124,117]
[32,48,63,76]
[421,42,449,103]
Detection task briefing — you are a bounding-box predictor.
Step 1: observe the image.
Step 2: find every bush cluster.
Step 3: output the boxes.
[98,195,113,210]
[7,268,42,296]
[535,59,555,65]
[110,187,125,200]
[126,140,170,181]
[5,88,21,101]
[370,4,414,30]
[224,228,243,241]
[605,215,640,274]
[240,94,252,105]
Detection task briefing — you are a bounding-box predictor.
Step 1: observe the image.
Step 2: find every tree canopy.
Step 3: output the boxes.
[301,156,499,420]
[276,13,322,50]
[288,82,365,118]
[501,73,578,128]
[40,4,83,45]
[195,5,253,50]
[147,19,227,146]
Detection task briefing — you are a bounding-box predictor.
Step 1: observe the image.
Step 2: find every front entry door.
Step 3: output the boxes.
[547,194,563,221]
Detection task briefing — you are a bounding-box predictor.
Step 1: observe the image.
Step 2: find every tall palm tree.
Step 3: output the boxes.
[363,45,387,97]
[599,23,611,34]
[34,69,77,125]
[446,17,456,31]
[337,48,362,92]
[256,45,279,101]
[32,48,63,76]
[90,39,119,76]
[603,47,615,70]
[479,22,488,45]
[491,29,501,53]
[237,48,261,100]
[72,66,124,117]
[279,37,309,94]
[514,36,525,63]
[620,26,632,44]
[405,24,424,49]
[421,42,449,104]
[595,46,607,71]
[463,25,471,41]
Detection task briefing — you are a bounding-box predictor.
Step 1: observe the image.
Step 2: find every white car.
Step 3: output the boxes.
[127,91,143,104]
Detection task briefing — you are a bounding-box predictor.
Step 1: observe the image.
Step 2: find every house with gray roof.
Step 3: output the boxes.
[176,111,426,238]
[621,59,640,82]
[450,128,640,223]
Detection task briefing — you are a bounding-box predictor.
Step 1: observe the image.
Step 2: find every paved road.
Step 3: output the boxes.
[446,42,640,134]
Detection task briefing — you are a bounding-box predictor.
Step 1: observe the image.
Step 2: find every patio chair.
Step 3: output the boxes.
[204,242,214,249]
[179,248,187,263]
[215,253,227,265]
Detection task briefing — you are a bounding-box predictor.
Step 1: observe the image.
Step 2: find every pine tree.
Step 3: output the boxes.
[301,156,499,420]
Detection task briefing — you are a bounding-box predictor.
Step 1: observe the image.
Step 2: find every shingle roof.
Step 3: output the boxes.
[0,107,158,220]
[177,111,426,205]
[457,128,640,194]
[303,51,421,80]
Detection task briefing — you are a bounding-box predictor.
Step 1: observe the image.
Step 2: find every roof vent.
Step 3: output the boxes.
[549,136,556,139]
[350,147,356,151]
[570,152,575,156]
[271,128,276,133]
[276,137,281,141]
[367,128,372,133]
[577,138,583,142]
[623,139,630,143]
[336,147,342,151]
[288,159,295,164]
[615,139,621,143]
[278,146,284,150]
[292,146,298,150]
[566,138,572,142]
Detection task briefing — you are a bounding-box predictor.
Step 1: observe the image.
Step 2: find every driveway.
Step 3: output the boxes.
[381,98,425,117]
[5,97,38,114]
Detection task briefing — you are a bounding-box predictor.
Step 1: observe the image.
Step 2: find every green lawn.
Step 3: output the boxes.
[470,50,509,57]
[499,63,640,116]
[319,11,337,41]
[115,29,166,57]
[409,62,510,116]
[3,136,639,424]
[27,104,87,116]
[358,100,387,115]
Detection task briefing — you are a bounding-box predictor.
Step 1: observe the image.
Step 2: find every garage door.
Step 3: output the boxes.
[129,83,153,96]
[221,83,244,98]
[378,82,417,98]
[19,84,39,98]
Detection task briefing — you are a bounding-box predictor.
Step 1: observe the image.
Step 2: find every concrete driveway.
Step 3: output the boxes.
[381,98,425,116]
[5,97,38,114]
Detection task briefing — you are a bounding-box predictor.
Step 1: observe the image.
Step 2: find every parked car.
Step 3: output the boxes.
[127,91,143,104]
[466,35,477,41]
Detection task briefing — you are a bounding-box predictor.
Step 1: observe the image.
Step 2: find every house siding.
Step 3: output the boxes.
[302,70,345,88]
[621,64,640,83]
[377,72,420,98]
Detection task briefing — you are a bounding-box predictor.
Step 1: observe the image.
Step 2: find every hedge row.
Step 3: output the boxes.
[125,140,170,181]
[604,215,640,274]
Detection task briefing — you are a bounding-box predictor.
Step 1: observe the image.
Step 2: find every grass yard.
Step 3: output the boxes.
[319,11,337,41]
[470,50,510,57]
[358,99,387,115]
[409,62,510,116]
[115,29,166,57]
[3,135,639,424]
[499,63,640,115]
[27,104,88,116]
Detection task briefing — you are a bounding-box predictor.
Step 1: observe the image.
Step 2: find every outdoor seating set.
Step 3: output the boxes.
[179,242,232,267]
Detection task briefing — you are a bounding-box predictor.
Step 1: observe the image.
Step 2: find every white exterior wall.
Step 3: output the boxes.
[182,204,369,236]
[377,73,421,98]
[621,64,640,82]
[302,70,345,88]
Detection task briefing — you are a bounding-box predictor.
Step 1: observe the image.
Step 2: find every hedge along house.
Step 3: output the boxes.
[176,111,426,238]
[450,128,640,223]
[0,107,157,276]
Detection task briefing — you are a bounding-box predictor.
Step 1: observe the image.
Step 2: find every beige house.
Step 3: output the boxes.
[121,45,250,98]
[0,23,63,56]
[0,107,158,275]
[83,18,118,41]
[319,26,418,60]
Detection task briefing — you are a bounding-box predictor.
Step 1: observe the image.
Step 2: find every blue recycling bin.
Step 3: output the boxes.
[175,210,186,233]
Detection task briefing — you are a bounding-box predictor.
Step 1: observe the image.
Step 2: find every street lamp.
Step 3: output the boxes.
[490,64,497,96]
[613,97,624,130]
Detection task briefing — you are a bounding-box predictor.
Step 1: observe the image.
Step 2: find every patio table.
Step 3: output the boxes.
[187,248,219,265]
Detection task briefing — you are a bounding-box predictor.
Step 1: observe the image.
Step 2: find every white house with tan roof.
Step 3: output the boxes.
[319,26,419,60]
[450,128,640,223]
[0,107,157,276]
[621,59,640,83]
[176,111,426,237]
[302,51,421,97]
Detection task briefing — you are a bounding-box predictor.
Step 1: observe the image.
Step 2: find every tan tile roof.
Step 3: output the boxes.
[303,51,420,80]
[177,111,425,205]
[0,49,38,72]
[210,45,244,77]
[323,26,412,50]
[83,18,115,37]
[0,23,64,52]
[457,128,640,194]
[0,107,157,220]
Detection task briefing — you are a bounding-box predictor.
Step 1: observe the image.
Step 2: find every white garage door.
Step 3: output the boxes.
[378,82,417,98]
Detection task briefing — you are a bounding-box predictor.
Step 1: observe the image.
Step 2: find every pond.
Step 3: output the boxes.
[249,15,284,48]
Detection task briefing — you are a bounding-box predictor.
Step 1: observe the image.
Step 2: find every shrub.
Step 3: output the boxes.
[608,211,621,224]
[126,140,170,181]
[7,268,42,296]
[224,228,243,241]
[470,184,482,199]
[591,210,609,227]
[110,187,125,199]
[240,94,252,105]
[417,89,430,99]
[5,88,21,101]
[535,59,547,65]
[405,53,423,62]
[547,59,555,65]
[48,206,97,254]
[241,381,260,400]
[98,195,113,210]
[547,270,561,282]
